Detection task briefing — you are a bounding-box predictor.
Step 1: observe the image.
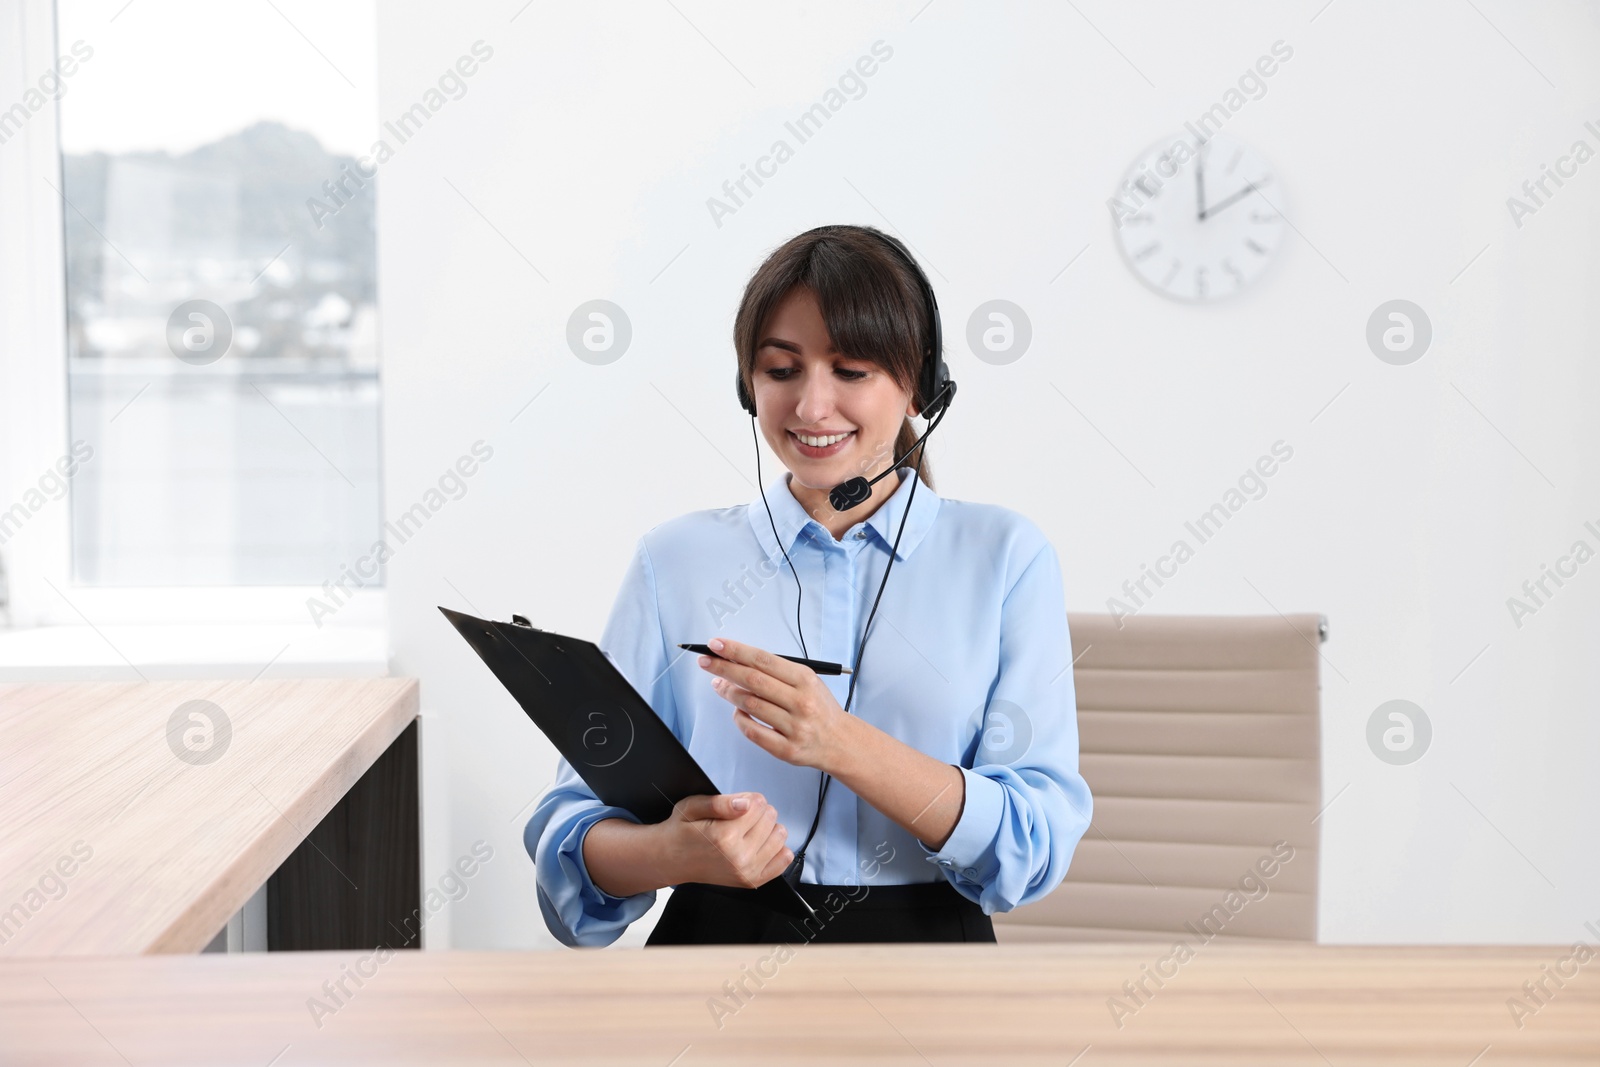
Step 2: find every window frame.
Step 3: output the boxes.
[0,0,383,630]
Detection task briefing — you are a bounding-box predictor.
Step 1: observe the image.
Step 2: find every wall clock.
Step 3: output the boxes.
[1111,132,1284,302]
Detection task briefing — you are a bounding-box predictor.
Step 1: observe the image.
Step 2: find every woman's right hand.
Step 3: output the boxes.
[659,792,792,889]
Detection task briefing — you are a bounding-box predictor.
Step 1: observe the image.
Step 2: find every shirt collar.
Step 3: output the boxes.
[747,466,941,563]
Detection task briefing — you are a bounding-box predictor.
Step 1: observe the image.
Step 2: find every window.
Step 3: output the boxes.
[55,0,380,587]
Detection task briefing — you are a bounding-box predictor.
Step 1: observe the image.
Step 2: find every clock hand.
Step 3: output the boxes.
[1198,181,1257,221]
[1196,145,1206,221]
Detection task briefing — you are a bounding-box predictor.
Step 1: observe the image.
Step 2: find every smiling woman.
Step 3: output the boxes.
[524,224,1091,949]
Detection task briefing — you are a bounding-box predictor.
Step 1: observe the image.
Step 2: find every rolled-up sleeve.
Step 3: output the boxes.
[524,536,677,947]
[916,539,1093,914]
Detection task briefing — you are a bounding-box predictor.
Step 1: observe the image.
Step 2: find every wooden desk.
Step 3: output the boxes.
[0,679,419,956]
[0,943,1593,1064]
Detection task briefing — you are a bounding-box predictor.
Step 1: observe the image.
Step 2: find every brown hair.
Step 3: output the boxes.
[733,224,935,489]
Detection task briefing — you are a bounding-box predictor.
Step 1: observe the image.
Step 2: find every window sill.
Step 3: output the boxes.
[0,624,387,681]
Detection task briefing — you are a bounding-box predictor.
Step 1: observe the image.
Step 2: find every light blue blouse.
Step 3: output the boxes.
[524,467,1092,947]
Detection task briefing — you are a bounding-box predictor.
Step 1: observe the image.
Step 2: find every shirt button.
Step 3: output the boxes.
[962,866,979,879]
[854,531,866,539]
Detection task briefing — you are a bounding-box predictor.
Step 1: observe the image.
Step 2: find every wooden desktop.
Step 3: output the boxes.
[0,677,419,956]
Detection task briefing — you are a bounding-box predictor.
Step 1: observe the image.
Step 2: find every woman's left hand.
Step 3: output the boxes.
[697,637,855,773]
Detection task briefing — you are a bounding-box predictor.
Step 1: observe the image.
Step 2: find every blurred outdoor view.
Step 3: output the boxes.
[59,0,380,586]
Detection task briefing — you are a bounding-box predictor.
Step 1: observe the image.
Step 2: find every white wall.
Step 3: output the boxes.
[376,0,1600,948]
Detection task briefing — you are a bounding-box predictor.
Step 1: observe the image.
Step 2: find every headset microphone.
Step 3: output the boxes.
[826,379,956,512]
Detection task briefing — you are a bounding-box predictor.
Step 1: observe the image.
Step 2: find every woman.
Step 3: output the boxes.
[525,224,1091,947]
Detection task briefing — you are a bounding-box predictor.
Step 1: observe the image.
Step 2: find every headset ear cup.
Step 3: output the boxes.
[918,348,952,419]
[736,370,755,416]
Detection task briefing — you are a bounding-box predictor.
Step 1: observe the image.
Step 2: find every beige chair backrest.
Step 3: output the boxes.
[994,613,1323,942]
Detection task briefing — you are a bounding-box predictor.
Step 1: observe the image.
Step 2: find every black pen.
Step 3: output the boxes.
[677,643,852,676]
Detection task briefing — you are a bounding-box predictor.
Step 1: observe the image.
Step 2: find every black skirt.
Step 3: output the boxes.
[644,878,996,946]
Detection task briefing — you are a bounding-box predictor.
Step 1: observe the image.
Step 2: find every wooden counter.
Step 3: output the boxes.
[0,678,418,956]
[0,943,1594,1065]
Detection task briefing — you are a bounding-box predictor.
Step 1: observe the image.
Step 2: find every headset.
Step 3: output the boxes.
[735,226,958,890]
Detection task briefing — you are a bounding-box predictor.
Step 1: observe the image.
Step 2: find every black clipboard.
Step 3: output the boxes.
[439,606,815,920]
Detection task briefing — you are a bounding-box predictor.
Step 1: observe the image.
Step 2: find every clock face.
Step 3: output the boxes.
[1111,133,1284,303]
